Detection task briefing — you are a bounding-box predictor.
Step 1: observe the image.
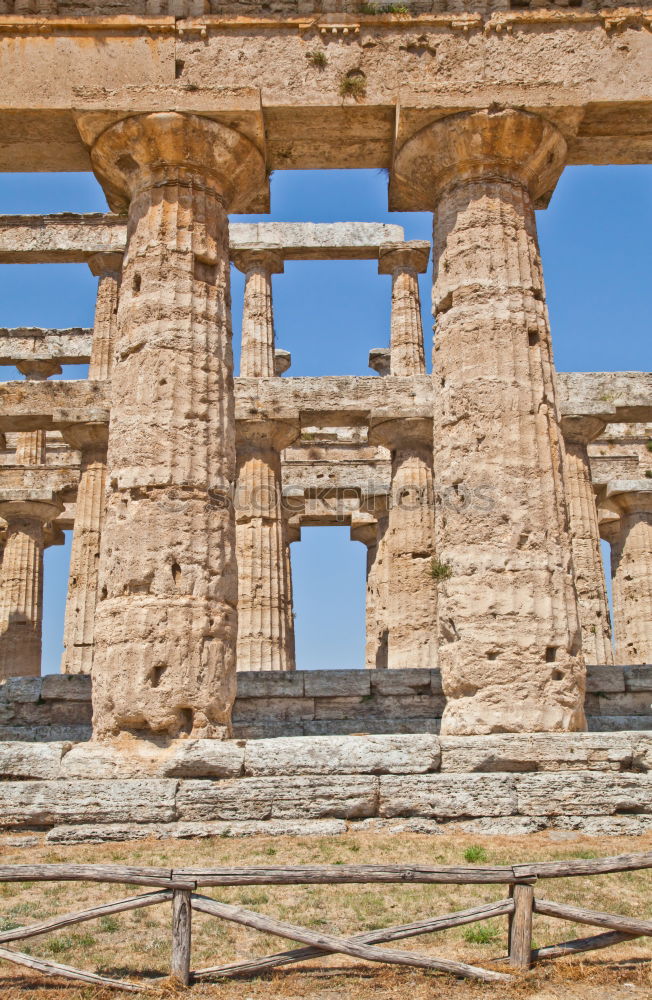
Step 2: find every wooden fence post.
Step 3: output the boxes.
[509,883,534,970]
[171,889,192,986]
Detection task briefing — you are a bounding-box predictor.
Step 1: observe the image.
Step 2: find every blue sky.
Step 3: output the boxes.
[0,165,650,672]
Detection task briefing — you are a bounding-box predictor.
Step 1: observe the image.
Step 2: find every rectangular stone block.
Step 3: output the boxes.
[429,669,444,695]
[162,740,245,779]
[304,671,371,697]
[632,735,652,771]
[231,697,315,723]
[303,718,441,736]
[41,674,92,702]
[379,774,517,819]
[369,670,433,696]
[235,672,305,699]
[176,775,378,821]
[440,733,635,773]
[516,772,652,816]
[585,665,626,693]
[624,665,652,691]
[314,694,444,721]
[0,780,178,827]
[597,692,652,715]
[245,734,440,776]
[232,722,303,740]
[0,742,66,780]
[0,725,91,743]
[0,678,42,704]
[47,818,348,844]
[588,715,652,732]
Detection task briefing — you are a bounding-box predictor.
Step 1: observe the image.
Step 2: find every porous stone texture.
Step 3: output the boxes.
[379,774,518,819]
[393,108,585,735]
[561,415,614,664]
[85,111,266,739]
[439,732,635,772]
[0,779,178,825]
[46,819,348,844]
[605,482,652,665]
[244,734,440,775]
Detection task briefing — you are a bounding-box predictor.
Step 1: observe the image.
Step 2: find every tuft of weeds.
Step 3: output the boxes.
[340,73,367,99]
[430,558,453,581]
[362,2,410,13]
[307,49,328,69]
[463,922,499,944]
[463,845,488,864]
[99,915,120,933]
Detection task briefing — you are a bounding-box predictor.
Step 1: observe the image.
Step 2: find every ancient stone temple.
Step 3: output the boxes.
[0,1,651,841]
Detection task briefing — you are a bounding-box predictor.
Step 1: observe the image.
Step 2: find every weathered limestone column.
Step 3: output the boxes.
[370,418,438,670]
[61,253,121,675]
[233,250,284,377]
[604,481,652,664]
[378,244,429,376]
[561,415,613,664]
[235,421,298,671]
[392,109,585,733]
[85,111,266,739]
[0,495,63,679]
[351,511,389,670]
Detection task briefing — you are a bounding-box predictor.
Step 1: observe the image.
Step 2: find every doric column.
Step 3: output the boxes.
[351,511,389,670]
[61,253,121,675]
[0,496,64,679]
[378,244,429,376]
[85,111,266,739]
[604,481,652,664]
[369,418,438,670]
[235,421,298,671]
[392,108,585,733]
[14,359,62,465]
[233,250,284,378]
[561,415,613,664]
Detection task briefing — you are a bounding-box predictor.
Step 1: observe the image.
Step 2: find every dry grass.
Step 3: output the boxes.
[0,830,650,998]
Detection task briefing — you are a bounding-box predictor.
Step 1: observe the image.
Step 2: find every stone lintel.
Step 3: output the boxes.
[0,217,405,264]
[605,479,652,513]
[0,467,80,501]
[558,372,652,424]
[0,328,93,366]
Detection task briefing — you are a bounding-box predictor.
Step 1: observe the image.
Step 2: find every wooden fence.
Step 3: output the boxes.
[0,852,651,991]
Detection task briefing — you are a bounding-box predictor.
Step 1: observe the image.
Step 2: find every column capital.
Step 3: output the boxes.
[605,480,652,516]
[561,414,607,445]
[84,112,268,215]
[350,513,378,548]
[369,416,432,450]
[16,359,62,380]
[0,494,64,524]
[87,252,124,279]
[378,242,429,276]
[390,108,567,211]
[237,418,299,453]
[274,349,292,376]
[232,249,284,275]
[60,421,109,452]
[368,347,391,376]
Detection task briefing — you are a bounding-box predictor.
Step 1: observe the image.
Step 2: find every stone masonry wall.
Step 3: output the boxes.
[1,731,652,844]
[1,667,651,743]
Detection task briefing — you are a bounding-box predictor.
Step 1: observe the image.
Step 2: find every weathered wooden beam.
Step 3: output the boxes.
[508,884,533,970]
[176,863,519,886]
[533,898,652,937]
[0,864,194,890]
[532,930,639,961]
[193,897,514,981]
[0,945,144,992]
[190,894,512,983]
[171,889,192,987]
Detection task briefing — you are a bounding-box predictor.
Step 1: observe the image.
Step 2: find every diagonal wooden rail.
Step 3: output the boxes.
[0,852,649,992]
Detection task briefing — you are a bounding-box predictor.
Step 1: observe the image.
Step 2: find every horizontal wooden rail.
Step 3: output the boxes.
[0,853,650,991]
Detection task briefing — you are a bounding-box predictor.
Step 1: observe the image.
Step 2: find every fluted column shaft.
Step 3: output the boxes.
[86,111,266,739]
[61,255,121,675]
[605,485,652,664]
[233,250,283,378]
[352,514,389,670]
[370,419,438,670]
[236,423,297,671]
[561,416,613,664]
[0,360,61,679]
[393,109,585,733]
[379,245,428,376]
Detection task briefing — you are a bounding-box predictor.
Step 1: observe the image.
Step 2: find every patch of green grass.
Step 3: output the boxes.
[45,932,98,956]
[99,915,120,933]
[463,845,488,864]
[463,922,499,944]
[239,891,269,906]
[340,74,367,99]
[430,558,453,581]
[361,2,410,12]
[0,916,22,931]
[306,49,328,69]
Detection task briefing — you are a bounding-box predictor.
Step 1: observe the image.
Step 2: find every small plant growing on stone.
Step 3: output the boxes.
[340,72,367,100]
[646,469,652,479]
[646,438,652,452]
[464,923,499,944]
[430,558,452,581]
[463,845,488,863]
[307,49,328,69]
[361,2,410,12]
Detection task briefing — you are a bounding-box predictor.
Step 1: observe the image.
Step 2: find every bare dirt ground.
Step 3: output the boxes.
[0,829,650,999]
